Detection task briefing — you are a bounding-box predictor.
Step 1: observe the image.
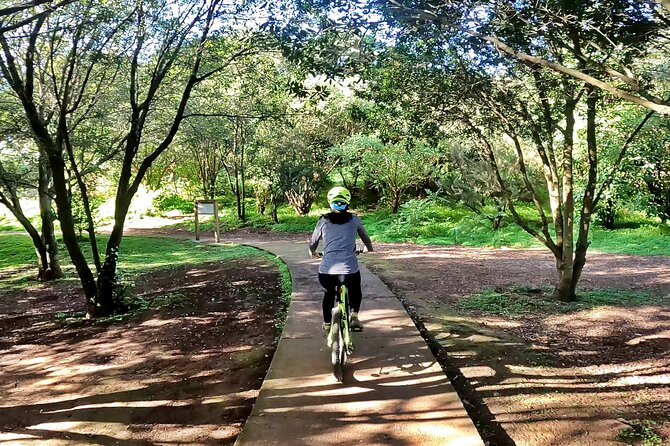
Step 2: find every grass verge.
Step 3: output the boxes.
[0,234,274,294]
[161,199,669,256]
[457,287,666,319]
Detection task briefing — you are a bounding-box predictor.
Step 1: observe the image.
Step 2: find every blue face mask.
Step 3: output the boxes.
[330,202,348,211]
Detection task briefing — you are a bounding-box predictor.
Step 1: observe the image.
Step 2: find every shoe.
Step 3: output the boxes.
[349,312,363,331]
[322,322,331,337]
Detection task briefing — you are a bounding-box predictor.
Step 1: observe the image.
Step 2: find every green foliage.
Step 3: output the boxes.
[71,189,108,236]
[270,211,321,232]
[162,197,670,255]
[329,134,383,190]
[457,287,663,319]
[172,202,324,233]
[155,194,194,214]
[589,219,670,256]
[603,113,670,225]
[436,140,530,229]
[361,138,439,212]
[362,198,539,248]
[617,421,665,446]
[360,199,670,255]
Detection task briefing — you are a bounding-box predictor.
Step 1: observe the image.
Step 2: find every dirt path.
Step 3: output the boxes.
[363,243,670,446]
[0,256,287,445]
[17,224,668,445]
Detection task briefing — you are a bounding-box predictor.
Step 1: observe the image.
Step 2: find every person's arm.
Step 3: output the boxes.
[356,217,374,252]
[308,218,324,257]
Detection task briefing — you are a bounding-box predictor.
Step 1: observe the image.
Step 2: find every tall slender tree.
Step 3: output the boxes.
[0,0,263,316]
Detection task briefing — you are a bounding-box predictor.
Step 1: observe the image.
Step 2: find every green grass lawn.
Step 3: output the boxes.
[363,201,670,255]
[0,233,279,293]
[171,200,326,234]
[2,199,668,278]
[175,199,669,256]
[0,233,262,271]
[0,233,40,270]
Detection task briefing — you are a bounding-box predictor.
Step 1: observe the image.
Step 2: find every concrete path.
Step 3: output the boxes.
[233,239,482,446]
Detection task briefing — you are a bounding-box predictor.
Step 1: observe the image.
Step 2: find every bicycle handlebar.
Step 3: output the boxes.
[314,249,366,258]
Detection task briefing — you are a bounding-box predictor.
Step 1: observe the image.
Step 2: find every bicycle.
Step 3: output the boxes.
[317,250,364,382]
[327,275,354,382]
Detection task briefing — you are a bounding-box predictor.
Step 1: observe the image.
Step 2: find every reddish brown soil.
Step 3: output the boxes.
[364,243,670,446]
[0,256,286,445]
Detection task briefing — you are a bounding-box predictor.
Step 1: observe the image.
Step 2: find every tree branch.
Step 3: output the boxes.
[385,0,670,115]
[0,0,75,33]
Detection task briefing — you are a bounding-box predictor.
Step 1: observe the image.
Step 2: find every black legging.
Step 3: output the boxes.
[318,271,362,323]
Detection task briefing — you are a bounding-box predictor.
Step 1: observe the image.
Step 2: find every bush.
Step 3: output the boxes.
[154,194,194,214]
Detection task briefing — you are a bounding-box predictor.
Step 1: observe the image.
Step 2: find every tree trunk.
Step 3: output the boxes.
[233,124,243,221]
[0,159,58,280]
[391,190,401,214]
[270,190,279,223]
[570,86,599,297]
[0,196,51,277]
[94,197,132,317]
[240,138,246,221]
[47,148,98,309]
[555,96,578,302]
[37,150,62,280]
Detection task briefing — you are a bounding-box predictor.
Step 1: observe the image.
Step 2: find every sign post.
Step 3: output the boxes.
[194,200,220,243]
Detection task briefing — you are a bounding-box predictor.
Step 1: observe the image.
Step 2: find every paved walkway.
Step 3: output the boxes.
[233,239,482,446]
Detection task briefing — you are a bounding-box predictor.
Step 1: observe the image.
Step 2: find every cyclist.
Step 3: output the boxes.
[309,186,374,334]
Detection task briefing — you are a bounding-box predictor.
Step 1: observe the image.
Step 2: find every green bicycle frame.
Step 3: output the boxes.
[327,284,352,350]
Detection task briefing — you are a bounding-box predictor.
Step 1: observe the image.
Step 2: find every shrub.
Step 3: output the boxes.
[154,194,194,214]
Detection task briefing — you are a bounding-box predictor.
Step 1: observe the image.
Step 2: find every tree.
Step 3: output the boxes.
[0,99,62,280]
[184,51,291,220]
[277,92,354,215]
[0,141,62,279]
[179,120,230,200]
[437,142,518,230]
[0,0,262,316]
[345,1,665,301]
[341,135,436,213]
[250,124,288,222]
[377,0,670,114]
[618,118,670,223]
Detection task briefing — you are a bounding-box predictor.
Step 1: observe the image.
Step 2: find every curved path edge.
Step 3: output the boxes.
[233,238,483,446]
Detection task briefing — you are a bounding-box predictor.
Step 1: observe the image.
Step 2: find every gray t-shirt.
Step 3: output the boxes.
[309,213,373,274]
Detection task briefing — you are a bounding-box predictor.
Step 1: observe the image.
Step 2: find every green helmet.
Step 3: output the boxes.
[327,186,351,206]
